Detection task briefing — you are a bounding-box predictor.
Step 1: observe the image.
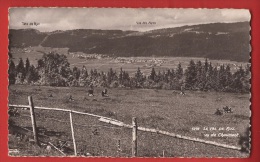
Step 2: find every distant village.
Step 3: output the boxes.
[114,57,165,67]
[11,46,247,72]
[70,52,107,60]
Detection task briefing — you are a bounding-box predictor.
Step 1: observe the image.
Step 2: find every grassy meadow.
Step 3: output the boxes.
[8,84,250,157]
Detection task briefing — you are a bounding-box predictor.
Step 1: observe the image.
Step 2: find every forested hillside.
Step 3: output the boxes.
[9,22,250,62]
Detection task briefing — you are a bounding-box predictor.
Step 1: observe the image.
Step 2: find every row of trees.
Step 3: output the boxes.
[8,52,250,93]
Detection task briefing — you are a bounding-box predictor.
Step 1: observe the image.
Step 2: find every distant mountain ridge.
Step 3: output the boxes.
[9,22,250,62]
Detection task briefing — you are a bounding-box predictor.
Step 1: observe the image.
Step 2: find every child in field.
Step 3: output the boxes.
[88,84,94,96]
[180,85,185,95]
[101,89,108,97]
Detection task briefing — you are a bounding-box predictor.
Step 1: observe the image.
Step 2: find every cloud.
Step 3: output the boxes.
[9,8,251,32]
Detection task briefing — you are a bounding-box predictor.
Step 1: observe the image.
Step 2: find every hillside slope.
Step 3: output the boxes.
[9,22,250,62]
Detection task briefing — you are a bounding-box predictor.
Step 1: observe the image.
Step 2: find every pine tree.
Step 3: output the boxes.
[68,66,80,86]
[93,69,98,78]
[107,68,117,85]
[156,70,163,83]
[90,69,94,77]
[16,58,25,83]
[149,67,156,81]
[8,52,13,59]
[185,60,197,90]
[122,71,130,87]
[25,58,30,75]
[175,63,183,80]
[212,66,220,91]
[25,65,39,84]
[72,67,80,80]
[78,66,88,86]
[16,58,25,74]
[245,64,250,76]
[107,68,112,85]
[232,66,245,92]
[204,62,214,91]
[8,60,16,85]
[134,67,144,88]
[37,59,45,69]
[198,59,211,91]
[87,68,99,87]
[242,64,251,93]
[161,71,168,83]
[168,69,174,79]
[165,69,172,83]
[223,64,233,91]
[8,34,13,59]
[171,63,183,90]
[204,58,209,72]
[119,67,123,85]
[218,64,226,90]
[195,60,203,90]
[100,71,108,87]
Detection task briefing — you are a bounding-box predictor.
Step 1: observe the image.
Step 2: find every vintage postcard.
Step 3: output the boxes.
[8,8,251,157]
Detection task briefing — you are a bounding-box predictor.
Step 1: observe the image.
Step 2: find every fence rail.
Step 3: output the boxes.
[9,96,242,156]
[9,104,122,123]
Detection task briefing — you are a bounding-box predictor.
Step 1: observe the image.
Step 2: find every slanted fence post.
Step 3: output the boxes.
[132,117,137,157]
[28,96,39,146]
[163,150,165,157]
[117,139,121,156]
[69,110,77,156]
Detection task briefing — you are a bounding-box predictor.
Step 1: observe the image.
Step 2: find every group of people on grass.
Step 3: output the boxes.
[67,83,186,101]
[67,85,109,101]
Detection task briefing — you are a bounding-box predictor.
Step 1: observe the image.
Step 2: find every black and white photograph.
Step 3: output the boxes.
[8,8,251,157]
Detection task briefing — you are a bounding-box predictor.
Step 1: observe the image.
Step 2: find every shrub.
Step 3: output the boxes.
[239,127,250,153]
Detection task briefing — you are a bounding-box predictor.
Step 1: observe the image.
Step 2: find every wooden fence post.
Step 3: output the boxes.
[163,150,165,157]
[28,96,39,146]
[116,139,121,157]
[132,117,137,157]
[69,111,77,156]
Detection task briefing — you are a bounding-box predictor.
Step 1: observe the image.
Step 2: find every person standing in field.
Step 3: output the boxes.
[180,84,186,95]
[88,84,94,96]
[101,88,108,97]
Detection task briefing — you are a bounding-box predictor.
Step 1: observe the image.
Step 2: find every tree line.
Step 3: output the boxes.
[8,52,250,93]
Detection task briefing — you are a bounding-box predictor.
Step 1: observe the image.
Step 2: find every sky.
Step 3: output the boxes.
[9,8,251,32]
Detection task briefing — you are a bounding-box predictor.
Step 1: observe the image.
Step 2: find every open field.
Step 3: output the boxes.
[10,46,250,76]
[8,134,62,156]
[8,84,250,157]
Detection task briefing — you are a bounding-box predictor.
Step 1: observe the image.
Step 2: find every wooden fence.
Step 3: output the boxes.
[9,96,242,156]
